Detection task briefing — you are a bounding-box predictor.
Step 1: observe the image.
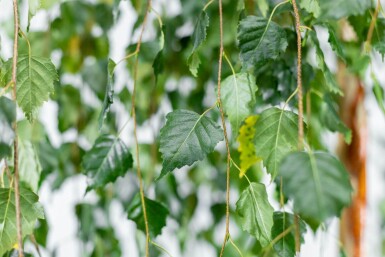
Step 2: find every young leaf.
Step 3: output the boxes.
[237,115,261,177]
[310,31,342,95]
[187,53,201,77]
[279,151,352,227]
[270,212,307,257]
[254,107,299,178]
[98,59,116,130]
[238,16,288,71]
[127,194,169,237]
[300,0,321,18]
[320,94,351,144]
[236,182,274,247]
[1,55,58,122]
[82,134,133,191]
[220,72,257,138]
[0,96,15,159]
[158,110,223,180]
[0,187,45,255]
[19,139,42,192]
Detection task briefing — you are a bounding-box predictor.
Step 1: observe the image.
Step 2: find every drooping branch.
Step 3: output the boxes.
[131,1,152,256]
[11,0,23,256]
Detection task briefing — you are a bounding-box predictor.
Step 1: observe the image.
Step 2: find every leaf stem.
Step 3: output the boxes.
[11,0,23,255]
[228,236,244,257]
[217,1,232,256]
[291,0,303,253]
[131,1,152,256]
[150,240,173,257]
[261,225,295,257]
[365,0,381,52]
[203,0,215,11]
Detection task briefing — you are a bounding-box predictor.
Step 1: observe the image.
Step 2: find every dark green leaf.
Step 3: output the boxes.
[320,94,351,144]
[0,187,45,255]
[0,96,15,159]
[270,212,307,257]
[238,16,288,71]
[254,107,299,178]
[127,194,169,237]
[326,24,346,62]
[158,110,223,180]
[221,72,257,138]
[99,59,116,130]
[236,182,274,246]
[19,139,42,192]
[279,151,352,227]
[191,11,209,54]
[82,134,133,191]
[373,78,385,116]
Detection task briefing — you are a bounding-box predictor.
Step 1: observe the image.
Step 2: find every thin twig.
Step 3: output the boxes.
[291,0,303,254]
[11,0,23,256]
[217,0,231,256]
[365,0,381,51]
[131,0,152,256]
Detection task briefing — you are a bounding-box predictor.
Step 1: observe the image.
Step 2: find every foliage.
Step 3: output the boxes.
[0,0,383,256]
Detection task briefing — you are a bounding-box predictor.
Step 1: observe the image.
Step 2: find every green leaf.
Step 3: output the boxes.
[187,53,201,77]
[158,110,223,180]
[310,31,342,95]
[82,134,133,191]
[320,94,351,144]
[238,16,288,71]
[221,72,257,138]
[99,59,116,130]
[279,151,352,227]
[0,97,15,159]
[270,212,307,257]
[300,0,321,18]
[19,139,42,192]
[372,77,385,116]
[326,24,346,62]
[236,182,274,247]
[1,55,58,122]
[127,194,169,237]
[191,11,209,54]
[254,107,299,178]
[257,0,269,17]
[319,0,371,20]
[0,187,44,255]
[373,42,385,60]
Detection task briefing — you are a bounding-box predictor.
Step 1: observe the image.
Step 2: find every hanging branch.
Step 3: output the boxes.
[11,0,23,256]
[131,0,152,256]
[217,0,232,256]
[291,0,303,253]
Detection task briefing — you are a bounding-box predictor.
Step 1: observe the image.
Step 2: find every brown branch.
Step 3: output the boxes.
[11,0,23,256]
[217,0,232,256]
[131,1,152,256]
[291,0,303,253]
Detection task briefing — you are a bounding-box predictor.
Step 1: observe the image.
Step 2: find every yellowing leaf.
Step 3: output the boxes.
[237,115,261,177]
[13,243,18,249]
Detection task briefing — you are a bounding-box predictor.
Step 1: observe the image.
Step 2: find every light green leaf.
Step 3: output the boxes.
[320,94,351,144]
[187,53,201,77]
[238,16,288,71]
[0,97,15,159]
[98,59,116,130]
[82,134,133,191]
[236,182,274,247]
[270,212,307,257]
[254,107,299,178]
[300,0,320,18]
[221,72,257,138]
[0,187,45,255]
[257,0,269,17]
[158,110,223,180]
[127,194,169,237]
[319,0,371,20]
[372,77,385,116]
[1,55,58,122]
[310,31,342,95]
[19,139,42,192]
[279,151,352,226]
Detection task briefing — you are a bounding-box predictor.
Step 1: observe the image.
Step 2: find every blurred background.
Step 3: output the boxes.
[1,0,385,256]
